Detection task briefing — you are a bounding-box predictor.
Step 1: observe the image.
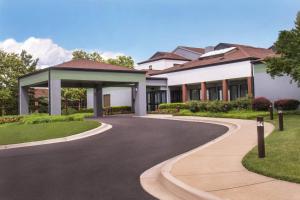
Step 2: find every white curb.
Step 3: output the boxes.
[0,122,112,150]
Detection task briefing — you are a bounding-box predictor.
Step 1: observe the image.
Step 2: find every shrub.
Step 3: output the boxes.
[274,99,300,110]
[252,97,271,111]
[0,116,22,124]
[230,97,252,110]
[206,101,231,112]
[104,106,132,114]
[20,113,93,124]
[188,101,199,113]
[62,107,78,115]
[158,103,189,110]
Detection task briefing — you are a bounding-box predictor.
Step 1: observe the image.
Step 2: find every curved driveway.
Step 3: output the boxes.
[0,115,227,200]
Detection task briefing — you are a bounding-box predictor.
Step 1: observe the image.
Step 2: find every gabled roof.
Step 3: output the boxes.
[174,46,205,54]
[150,44,275,75]
[138,51,190,64]
[54,59,144,73]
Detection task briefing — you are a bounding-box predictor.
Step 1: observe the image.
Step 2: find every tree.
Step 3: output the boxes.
[265,11,300,85]
[72,50,134,68]
[107,55,134,69]
[0,50,38,114]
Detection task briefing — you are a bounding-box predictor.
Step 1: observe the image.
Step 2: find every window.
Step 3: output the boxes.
[189,89,200,100]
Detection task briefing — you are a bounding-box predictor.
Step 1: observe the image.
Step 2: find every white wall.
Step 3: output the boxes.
[136,59,187,70]
[152,61,252,85]
[102,87,132,107]
[254,64,300,101]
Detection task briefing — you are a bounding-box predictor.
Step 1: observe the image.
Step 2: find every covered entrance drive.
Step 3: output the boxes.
[18,60,147,117]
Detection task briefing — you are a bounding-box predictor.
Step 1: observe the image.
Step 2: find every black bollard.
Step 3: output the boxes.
[278,110,284,131]
[257,116,265,158]
[269,104,273,120]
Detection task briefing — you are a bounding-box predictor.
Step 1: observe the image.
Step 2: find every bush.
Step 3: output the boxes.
[252,97,271,111]
[104,106,132,114]
[206,101,231,112]
[20,113,93,124]
[230,97,252,110]
[274,99,300,110]
[188,101,199,113]
[0,116,22,124]
[62,107,78,115]
[158,103,189,110]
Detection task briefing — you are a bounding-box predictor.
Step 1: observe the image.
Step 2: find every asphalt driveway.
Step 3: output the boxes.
[0,115,228,200]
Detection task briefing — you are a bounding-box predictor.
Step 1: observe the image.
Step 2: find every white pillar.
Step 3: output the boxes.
[49,79,61,115]
[87,88,94,109]
[19,86,29,115]
[167,87,171,103]
[135,81,147,116]
[94,85,103,117]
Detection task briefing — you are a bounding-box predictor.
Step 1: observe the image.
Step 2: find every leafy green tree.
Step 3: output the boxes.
[0,50,38,115]
[265,12,300,85]
[72,50,134,68]
[107,55,134,68]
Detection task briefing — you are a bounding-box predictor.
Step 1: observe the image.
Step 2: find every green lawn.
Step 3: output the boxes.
[176,109,269,119]
[242,114,300,183]
[0,120,100,145]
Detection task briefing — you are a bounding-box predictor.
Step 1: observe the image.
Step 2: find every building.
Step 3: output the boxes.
[23,42,300,116]
[99,43,300,112]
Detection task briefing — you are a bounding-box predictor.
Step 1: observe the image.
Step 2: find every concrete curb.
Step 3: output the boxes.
[140,115,274,200]
[140,115,238,200]
[0,122,112,150]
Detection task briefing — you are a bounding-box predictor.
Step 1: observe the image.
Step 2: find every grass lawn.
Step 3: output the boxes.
[242,114,300,183]
[0,120,100,145]
[176,109,269,119]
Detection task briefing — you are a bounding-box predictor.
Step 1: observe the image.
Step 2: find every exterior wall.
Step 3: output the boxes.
[136,59,187,70]
[173,48,201,60]
[102,87,132,107]
[146,78,168,87]
[152,61,252,86]
[253,63,300,101]
[19,71,48,87]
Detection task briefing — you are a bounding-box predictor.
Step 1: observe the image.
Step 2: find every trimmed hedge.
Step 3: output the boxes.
[20,113,93,124]
[0,116,22,124]
[274,99,300,110]
[104,106,132,114]
[158,103,189,110]
[252,97,271,111]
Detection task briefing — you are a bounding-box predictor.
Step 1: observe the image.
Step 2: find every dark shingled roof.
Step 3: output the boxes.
[177,46,205,54]
[53,59,145,73]
[138,52,190,64]
[150,44,275,75]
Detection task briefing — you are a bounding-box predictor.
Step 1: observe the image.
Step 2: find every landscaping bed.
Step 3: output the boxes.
[242,114,300,184]
[0,113,99,145]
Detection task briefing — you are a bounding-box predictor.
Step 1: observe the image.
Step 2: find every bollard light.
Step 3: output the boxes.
[278,110,284,131]
[269,104,273,120]
[257,116,265,158]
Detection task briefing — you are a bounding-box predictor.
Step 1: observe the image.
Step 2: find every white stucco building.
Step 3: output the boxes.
[99,43,300,111]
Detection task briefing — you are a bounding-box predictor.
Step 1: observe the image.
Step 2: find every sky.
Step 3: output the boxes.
[0,0,299,67]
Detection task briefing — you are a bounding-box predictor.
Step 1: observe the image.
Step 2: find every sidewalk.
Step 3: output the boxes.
[141,115,300,200]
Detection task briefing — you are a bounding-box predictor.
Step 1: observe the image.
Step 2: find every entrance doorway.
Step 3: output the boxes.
[147,91,166,111]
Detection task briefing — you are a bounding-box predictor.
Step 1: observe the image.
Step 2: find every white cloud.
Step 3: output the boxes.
[0,37,126,68]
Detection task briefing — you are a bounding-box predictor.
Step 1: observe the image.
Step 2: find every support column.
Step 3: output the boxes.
[49,79,61,115]
[86,88,95,109]
[19,86,29,115]
[166,87,171,103]
[182,84,188,102]
[247,76,253,98]
[201,82,207,101]
[222,79,229,101]
[131,86,136,113]
[135,81,146,116]
[94,85,103,118]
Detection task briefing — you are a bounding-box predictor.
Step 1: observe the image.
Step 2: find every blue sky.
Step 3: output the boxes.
[0,0,299,64]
